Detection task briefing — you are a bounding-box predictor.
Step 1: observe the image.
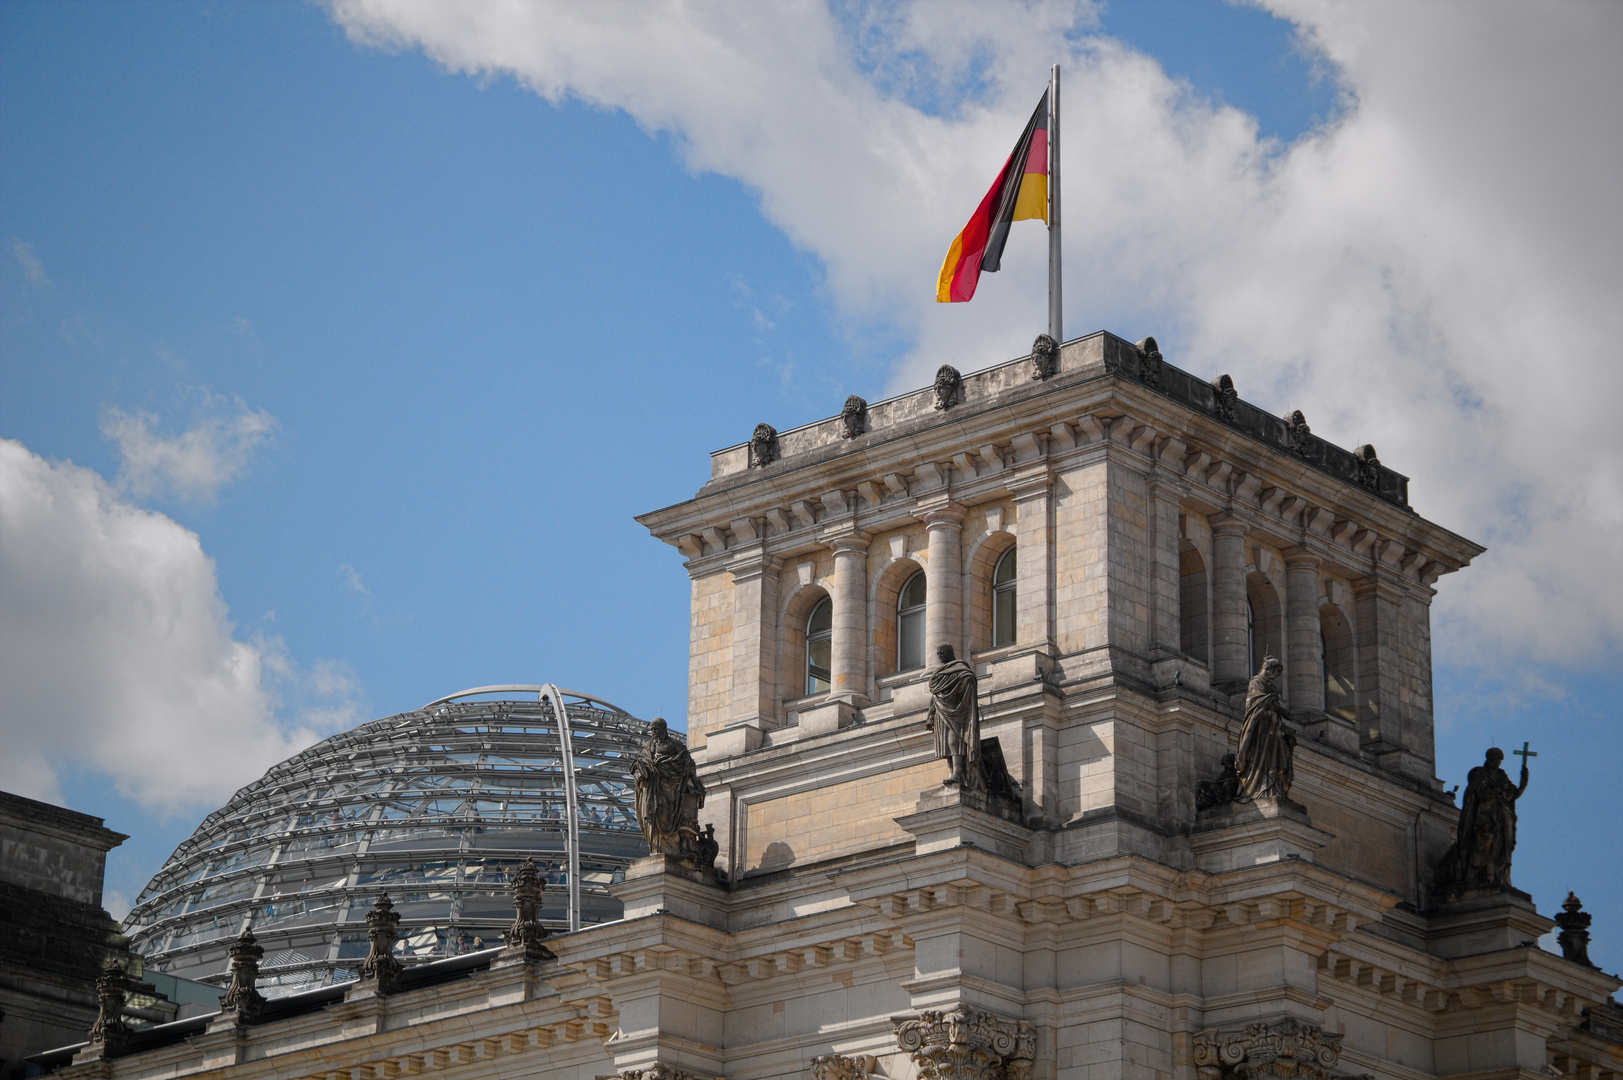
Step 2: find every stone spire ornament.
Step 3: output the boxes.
[500,858,556,963]
[220,925,266,1023]
[1555,892,1597,968]
[358,893,403,995]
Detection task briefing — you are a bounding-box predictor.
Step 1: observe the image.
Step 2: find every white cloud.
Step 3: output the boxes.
[9,238,49,285]
[0,439,358,815]
[326,0,1623,671]
[101,398,278,502]
[338,563,373,600]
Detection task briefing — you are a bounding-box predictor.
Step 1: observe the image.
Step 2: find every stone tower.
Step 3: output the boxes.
[45,332,1620,1080]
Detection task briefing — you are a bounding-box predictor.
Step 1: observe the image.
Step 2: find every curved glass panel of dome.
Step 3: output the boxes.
[125,686,661,997]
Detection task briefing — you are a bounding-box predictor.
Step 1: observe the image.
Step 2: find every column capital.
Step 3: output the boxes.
[827,531,871,555]
[918,500,967,528]
[1209,511,1250,536]
[1283,546,1321,570]
[726,550,782,584]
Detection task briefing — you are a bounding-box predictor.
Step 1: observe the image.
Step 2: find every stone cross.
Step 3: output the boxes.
[1513,741,1537,768]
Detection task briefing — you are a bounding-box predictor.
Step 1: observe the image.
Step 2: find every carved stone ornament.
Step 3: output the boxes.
[750,423,780,467]
[359,893,403,994]
[220,926,267,1023]
[1212,374,1239,422]
[85,965,137,1056]
[1284,410,1311,455]
[614,1065,713,1080]
[1196,753,1241,811]
[840,395,868,438]
[811,1054,875,1080]
[1135,336,1163,388]
[501,859,556,962]
[1555,892,1596,967]
[1353,444,1380,488]
[893,1005,1037,1080]
[933,365,963,411]
[1193,1018,1344,1080]
[1031,334,1058,381]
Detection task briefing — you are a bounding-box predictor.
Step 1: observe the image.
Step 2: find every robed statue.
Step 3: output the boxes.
[631,718,706,857]
[1435,747,1528,896]
[1236,656,1296,801]
[926,644,983,790]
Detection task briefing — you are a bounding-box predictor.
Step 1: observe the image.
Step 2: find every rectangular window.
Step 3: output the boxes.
[898,609,925,670]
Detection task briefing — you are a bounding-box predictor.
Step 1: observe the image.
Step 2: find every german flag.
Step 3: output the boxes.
[936,93,1050,303]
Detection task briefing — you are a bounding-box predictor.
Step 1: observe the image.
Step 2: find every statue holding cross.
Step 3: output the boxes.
[1434,745,1532,899]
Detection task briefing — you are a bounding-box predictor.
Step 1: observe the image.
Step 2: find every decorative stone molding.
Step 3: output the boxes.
[1030,334,1058,381]
[811,1054,876,1080]
[841,396,869,438]
[893,1005,1036,1080]
[750,423,780,467]
[1193,1019,1344,1080]
[1353,444,1380,488]
[933,365,963,411]
[1555,892,1597,968]
[612,1065,717,1080]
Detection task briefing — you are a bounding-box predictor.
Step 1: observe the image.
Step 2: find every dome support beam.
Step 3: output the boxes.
[540,684,582,933]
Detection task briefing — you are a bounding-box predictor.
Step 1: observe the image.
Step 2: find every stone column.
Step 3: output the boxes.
[922,503,966,659]
[1210,513,1249,692]
[1010,474,1054,650]
[830,533,870,704]
[1146,475,1183,661]
[1284,549,1322,713]
[711,550,780,758]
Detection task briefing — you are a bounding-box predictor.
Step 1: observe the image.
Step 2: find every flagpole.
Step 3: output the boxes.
[1048,63,1062,344]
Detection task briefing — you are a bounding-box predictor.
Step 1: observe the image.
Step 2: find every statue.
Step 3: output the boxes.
[840,395,868,438]
[1211,373,1238,422]
[1354,443,1381,488]
[1134,335,1162,388]
[932,365,962,411]
[631,718,706,859]
[1284,409,1311,454]
[1435,746,1528,896]
[925,644,983,790]
[220,926,266,1023]
[749,423,779,467]
[1196,753,1241,810]
[1235,656,1296,801]
[1031,334,1058,381]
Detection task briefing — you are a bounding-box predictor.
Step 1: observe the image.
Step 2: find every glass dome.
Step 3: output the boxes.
[125,685,661,996]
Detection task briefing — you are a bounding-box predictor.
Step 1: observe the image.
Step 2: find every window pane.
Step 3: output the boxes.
[899,571,927,611]
[993,586,1015,647]
[994,548,1017,584]
[807,597,832,636]
[806,636,831,695]
[898,609,924,671]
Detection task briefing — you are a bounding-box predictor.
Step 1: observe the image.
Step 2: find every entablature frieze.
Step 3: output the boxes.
[648,389,1480,590]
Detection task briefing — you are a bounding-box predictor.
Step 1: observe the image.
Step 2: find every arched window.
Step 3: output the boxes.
[1179,542,1209,665]
[897,571,927,671]
[1246,598,1256,675]
[805,597,832,695]
[992,548,1017,647]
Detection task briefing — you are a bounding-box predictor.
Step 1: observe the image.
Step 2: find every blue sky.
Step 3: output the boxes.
[2,1,1618,973]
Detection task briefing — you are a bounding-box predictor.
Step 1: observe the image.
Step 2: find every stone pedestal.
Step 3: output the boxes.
[895,785,1032,863]
[610,854,727,930]
[1190,796,1333,872]
[797,698,861,737]
[1425,886,1552,959]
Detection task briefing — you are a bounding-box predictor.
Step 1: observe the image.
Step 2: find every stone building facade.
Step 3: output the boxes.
[45,332,1620,1080]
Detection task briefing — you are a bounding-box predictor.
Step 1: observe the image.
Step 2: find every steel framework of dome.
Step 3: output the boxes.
[125,685,660,996]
